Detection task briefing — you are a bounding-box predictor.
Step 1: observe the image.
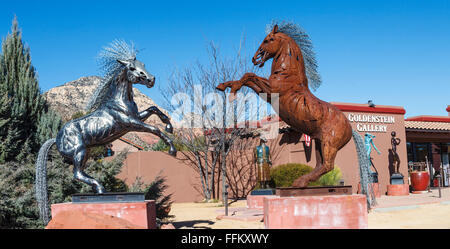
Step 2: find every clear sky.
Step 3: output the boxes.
[1,0,449,118]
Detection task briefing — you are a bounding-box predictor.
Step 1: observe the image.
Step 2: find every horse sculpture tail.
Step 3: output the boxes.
[35,138,56,225]
[351,130,376,209]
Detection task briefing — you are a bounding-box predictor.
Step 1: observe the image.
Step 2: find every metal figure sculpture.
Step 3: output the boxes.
[255,137,272,189]
[35,40,176,224]
[364,133,381,183]
[216,22,375,207]
[390,131,401,174]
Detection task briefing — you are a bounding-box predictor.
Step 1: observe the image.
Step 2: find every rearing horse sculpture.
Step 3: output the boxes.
[35,40,177,224]
[217,22,374,207]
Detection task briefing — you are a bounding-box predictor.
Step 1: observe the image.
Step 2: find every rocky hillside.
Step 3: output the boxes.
[43,76,171,147]
[44,76,169,122]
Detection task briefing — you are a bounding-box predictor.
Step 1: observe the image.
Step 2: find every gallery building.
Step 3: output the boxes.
[257,103,450,195]
[115,102,450,202]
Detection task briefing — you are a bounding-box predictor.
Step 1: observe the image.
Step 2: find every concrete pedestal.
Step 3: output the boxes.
[387,184,409,196]
[247,195,272,209]
[263,195,368,229]
[46,200,156,229]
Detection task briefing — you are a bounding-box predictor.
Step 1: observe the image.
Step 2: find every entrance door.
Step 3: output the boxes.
[443,153,449,187]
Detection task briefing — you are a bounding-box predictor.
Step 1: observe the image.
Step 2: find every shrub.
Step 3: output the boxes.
[129,173,174,224]
[316,166,343,186]
[270,163,343,187]
[0,150,129,228]
[270,163,314,187]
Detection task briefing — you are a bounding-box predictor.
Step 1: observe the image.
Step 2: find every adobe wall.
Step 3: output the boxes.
[116,151,204,203]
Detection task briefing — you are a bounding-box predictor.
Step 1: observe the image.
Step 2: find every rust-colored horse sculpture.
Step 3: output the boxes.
[217,23,353,188]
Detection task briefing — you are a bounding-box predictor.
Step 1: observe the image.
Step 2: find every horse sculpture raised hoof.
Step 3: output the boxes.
[35,40,177,224]
[216,22,375,208]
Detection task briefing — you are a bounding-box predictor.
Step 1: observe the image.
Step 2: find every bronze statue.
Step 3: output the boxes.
[217,22,375,207]
[255,137,272,189]
[35,40,176,224]
[391,131,401,174]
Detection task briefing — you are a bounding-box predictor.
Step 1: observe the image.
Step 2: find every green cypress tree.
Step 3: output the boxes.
[0,17,47,162]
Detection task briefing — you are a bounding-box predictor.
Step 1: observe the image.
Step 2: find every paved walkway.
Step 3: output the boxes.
[170,187,450,228]
[372,187,450,211]
[215,187,450,223]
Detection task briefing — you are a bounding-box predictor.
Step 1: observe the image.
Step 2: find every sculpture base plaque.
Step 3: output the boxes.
[250,188,276,196]
[72,192,145,203]
[276,185,352,197]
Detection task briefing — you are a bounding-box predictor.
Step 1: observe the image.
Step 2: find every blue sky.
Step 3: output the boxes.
[1,0,449,118]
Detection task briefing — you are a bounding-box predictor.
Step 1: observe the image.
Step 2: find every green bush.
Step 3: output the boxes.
[0,150,130,229]
[270,163,343,187]
[129,173,174,224]
[316,166,342,186]
[270,163,314,187]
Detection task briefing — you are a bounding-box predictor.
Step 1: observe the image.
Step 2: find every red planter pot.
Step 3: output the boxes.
[410,171,430,192]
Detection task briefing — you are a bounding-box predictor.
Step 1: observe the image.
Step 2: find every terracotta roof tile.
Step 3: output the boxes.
[405,121,450,131]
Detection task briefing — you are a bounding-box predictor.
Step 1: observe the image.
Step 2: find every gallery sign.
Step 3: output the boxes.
[347,113,395,133]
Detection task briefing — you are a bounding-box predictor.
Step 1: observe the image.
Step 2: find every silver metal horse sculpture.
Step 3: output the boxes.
[35,40,176,224]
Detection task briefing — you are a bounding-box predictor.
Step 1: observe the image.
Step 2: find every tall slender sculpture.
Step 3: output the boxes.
[390,131,404,184]
[255,137,272,189]
[35,40,177,224]
[390,131,401,174]
[364,133,381,183]
[216,22,375,208]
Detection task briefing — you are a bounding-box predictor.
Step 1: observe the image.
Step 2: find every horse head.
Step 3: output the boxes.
[253,24,286,68]
[117,58,155,88]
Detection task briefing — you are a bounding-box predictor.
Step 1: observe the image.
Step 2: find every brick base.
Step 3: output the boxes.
[247,195,272,209]
[387,184,409,196]
[46,200,156,229]
[263,195,368,229]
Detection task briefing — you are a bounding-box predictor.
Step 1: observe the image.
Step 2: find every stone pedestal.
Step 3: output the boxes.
[386,184,409,196]
[46,200,156,229]
[263,195,368,229]
[247,195,272,209]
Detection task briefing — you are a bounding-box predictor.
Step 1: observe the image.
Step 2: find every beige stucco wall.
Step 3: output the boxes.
[116,151,204,203]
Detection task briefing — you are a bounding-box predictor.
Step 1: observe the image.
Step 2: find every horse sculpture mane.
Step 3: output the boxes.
[86,39,138,111]
[266,21,322,91]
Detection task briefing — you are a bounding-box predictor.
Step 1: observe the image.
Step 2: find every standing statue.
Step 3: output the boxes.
[364,133,381,183]
[255,137,272,189]
[390,131,401,174]
[389,131,404,184]
[216,22,375,207]
[35,40,177,224]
